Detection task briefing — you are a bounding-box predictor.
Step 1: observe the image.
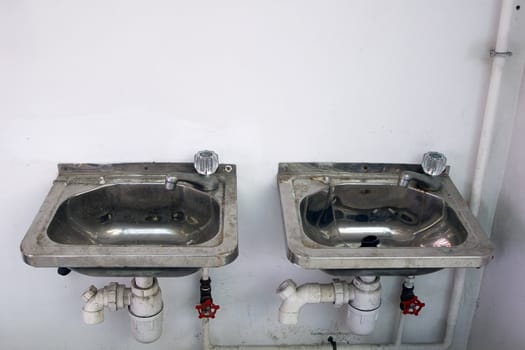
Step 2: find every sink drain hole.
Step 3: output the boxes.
[334,210,344,220]
[361,235,380,247]
[398,210,418,225]
[145,215,162,222]
[171,211,185,222]
[98,213,112,224]
[355,214,370,222]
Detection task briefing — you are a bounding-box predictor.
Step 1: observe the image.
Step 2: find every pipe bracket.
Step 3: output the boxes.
[490,49,513,57]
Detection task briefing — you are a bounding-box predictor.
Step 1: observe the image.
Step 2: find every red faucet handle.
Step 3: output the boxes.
[196,298,220,319]
[401,296,425,316]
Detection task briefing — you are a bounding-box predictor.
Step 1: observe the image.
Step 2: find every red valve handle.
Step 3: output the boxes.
[196,298,220,319]
[401,296,425,316]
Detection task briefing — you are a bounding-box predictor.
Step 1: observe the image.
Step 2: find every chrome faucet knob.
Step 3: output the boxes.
[421,152,447,176]
[194,150,219,176]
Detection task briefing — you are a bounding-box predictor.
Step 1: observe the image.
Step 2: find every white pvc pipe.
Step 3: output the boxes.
[394,311,405,346]
[82,282,131,325]
[129,277,164,343]
[277,280,336,325]
[470,0,515,216]
[441,268,466,349]
[135,277,154,289]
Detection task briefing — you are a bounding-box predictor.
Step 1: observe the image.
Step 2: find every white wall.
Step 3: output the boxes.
[467,68,525,350]
[0,1,501,349]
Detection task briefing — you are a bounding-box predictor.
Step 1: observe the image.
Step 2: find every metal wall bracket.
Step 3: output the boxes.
[490,49,513,57]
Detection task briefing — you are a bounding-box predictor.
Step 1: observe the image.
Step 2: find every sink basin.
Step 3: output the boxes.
[278,162,494,276]
[48,184,220,246]
[21,163,238,277]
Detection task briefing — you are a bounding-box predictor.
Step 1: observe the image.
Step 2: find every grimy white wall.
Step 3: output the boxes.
[0,1,500,349]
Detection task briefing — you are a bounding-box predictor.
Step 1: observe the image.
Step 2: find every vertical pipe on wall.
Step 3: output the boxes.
[441,268,467,348]
[470,0,515,216]
[394,311,405,346]
[203,319,212,350]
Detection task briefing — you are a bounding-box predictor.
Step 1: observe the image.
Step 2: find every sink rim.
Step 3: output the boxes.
[277,162,494,270]
[21,162,238,269]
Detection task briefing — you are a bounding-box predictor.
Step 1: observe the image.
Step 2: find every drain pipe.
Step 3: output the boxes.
[276,280,338,325]
[82,277,163,343]
[82,282,130,325]
[277,277,381,336]
[129,277,164,343]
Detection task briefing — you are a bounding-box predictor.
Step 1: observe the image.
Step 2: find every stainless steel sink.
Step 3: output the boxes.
[21,163,238,277]
[278,162,494,276]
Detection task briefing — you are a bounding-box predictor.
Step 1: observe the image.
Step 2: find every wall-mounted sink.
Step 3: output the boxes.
[21,162,238,277]
[278,162,494,276]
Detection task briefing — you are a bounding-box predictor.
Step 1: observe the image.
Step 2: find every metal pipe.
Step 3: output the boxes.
[470,0,515,216]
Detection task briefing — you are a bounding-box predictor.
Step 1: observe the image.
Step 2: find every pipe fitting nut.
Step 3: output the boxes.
[106,282,118,311]
[353,276,380,291]
[81,285,98,302]
[277,279,297,300]
[332,279,346,307]
[131,278,160,297]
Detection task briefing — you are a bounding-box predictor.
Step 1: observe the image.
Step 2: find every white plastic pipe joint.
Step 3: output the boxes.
[277,279,336,325]
[81,282,131,325]
[129,277,164,343]
[347,276,381,336]
[277,277,381,335]
[81,277,163,343]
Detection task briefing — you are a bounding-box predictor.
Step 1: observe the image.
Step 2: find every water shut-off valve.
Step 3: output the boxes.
[196,278,220,319]
[400,276,425,316]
